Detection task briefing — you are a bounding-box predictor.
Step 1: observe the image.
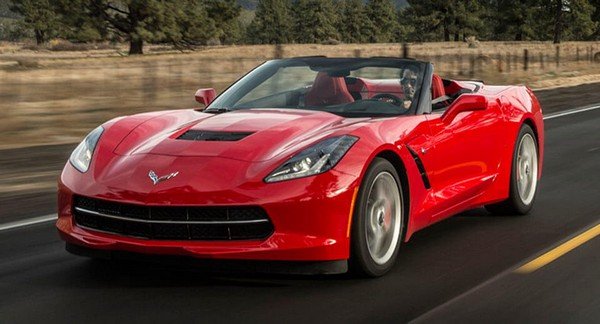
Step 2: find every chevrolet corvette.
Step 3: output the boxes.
[57,57,544,276]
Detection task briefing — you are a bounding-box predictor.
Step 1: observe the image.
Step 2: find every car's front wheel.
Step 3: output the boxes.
[486,124,539,215]
[351,158,404,277]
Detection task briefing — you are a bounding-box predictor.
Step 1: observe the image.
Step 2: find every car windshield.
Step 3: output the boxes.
[206,58,426,117]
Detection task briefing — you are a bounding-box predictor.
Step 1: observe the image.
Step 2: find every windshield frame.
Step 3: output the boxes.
[206,57,432,117]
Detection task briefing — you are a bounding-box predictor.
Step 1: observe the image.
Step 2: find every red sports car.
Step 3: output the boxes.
[57,57,544,276]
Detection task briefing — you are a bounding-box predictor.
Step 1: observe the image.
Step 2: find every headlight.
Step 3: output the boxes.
[265,135,358,183]
[69,126,103,173]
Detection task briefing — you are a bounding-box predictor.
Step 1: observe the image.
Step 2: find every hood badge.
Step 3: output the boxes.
[148,170,179,185]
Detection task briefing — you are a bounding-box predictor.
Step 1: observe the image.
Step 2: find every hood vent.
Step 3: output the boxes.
[177,130,253,142]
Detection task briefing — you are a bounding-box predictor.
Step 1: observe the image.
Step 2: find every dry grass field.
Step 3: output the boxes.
[1,41,600,218]
[1,41,600,149]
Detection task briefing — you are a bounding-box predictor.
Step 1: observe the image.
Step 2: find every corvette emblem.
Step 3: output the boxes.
[148,170,179,185]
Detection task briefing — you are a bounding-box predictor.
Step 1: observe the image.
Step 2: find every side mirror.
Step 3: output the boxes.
[195,88,216,106]
[441,94,487,124]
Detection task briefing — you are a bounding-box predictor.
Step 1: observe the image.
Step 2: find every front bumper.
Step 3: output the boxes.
[57,160,358,263]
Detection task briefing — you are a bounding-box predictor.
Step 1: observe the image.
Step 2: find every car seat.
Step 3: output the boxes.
[305,72,355,106]
[431,74,446,100]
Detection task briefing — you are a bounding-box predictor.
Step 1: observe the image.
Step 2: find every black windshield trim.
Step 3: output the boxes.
[208,57,429,116]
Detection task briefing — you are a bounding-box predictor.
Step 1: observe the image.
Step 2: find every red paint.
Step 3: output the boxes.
[195,88,216,106]
[57,78,544,263]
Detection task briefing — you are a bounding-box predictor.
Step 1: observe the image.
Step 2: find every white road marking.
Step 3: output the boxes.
[0,214,57,232]
[543,104,600,120]
[1,102,599,233]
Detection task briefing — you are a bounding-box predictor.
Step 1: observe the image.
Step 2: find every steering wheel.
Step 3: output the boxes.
[371,93,403,106]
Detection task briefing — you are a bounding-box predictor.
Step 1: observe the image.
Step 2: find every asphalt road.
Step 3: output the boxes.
[1,107,599,323]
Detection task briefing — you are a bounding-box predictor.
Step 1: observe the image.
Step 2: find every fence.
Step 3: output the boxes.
[1,42,599,148]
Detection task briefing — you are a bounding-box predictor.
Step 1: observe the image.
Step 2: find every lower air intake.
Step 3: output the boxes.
[72,196,273,240]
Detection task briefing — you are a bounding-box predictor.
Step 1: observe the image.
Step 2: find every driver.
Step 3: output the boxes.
[400,67,418,109]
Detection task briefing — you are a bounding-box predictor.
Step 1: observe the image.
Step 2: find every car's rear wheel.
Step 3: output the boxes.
[351,158,404,277]
[486,124,539,215]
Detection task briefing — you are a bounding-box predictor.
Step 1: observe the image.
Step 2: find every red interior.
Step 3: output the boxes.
[431,74,446,99]
[305,72,354,106]
[307,73,470,105]
[346,78,404,99]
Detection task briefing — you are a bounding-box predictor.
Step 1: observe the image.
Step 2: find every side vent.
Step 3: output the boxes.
[177,130,253,141]
[406,145,431,189]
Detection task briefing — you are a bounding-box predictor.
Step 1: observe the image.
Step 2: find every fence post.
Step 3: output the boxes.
[354,49,362,57]
[469,54,475,78]
[506,52,511,73]
[523,49,529,71]
[274,44,284,59]
[555,45,560,67]
[402,43,409,58]
[576,47,580,62]
[497,54,503,72]
[539,52,544,69]
[452,54,457,77]
[203,58,213,89]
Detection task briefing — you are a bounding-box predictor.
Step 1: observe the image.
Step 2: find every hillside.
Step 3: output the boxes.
[239,0,408,10]
[0,0,409,16]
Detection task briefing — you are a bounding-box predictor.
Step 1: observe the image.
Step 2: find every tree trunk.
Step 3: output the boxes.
[129,38,144,55]
[34,30,44,45]
[553,1,564,44]
[515,32,523,41]
[454,32,460,42]
[444,26,450,41]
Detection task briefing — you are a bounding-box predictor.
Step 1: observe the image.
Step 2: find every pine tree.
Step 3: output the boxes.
[556,0,597,42]
[528,0,597,42]
[450,0,485,41]
[395,7,414,42]
[486,0,537,40]
[206,0,242,44]
[404,0,490,41]
[338,0,373,43]
[592,0,600,39]
[400,3,438,41]
[54,0,217,54]
[489,0,595,42]
[405,1,454,41]
[246,0,293,44]
[292,0,339,43]
[9,0,60,44]
[366,0,399,42]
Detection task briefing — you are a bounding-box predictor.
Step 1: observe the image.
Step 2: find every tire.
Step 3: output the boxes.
[350,158,404,277]
[486,124,539,215]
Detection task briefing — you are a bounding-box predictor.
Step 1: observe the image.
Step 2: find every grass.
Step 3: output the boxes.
[1,41,600,149]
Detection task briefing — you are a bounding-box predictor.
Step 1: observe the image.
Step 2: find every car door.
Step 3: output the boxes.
[418,97,505,220]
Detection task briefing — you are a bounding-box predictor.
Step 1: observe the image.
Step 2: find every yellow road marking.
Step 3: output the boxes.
[346,187,359,238]
[515,222,600,274]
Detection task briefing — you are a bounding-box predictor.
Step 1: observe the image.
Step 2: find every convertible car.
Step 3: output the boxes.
[57,57,544,276]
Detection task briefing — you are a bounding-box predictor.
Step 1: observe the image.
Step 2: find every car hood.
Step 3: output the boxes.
[113,109,368,162]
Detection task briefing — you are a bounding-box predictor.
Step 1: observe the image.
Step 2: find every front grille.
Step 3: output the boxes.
[177,130,253,141]
[72,196,274,240]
